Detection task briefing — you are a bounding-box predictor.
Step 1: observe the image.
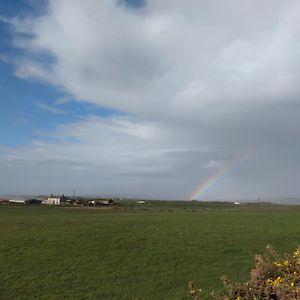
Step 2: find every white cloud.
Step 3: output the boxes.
[2,0,300,199]
[8,0,300,118]
[36,102,66,114]
[55,96,71,105]
[206,160,224,170]
[0,116,210,198]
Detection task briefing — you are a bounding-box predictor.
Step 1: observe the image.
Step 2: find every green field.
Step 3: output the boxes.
[1,203,300,299]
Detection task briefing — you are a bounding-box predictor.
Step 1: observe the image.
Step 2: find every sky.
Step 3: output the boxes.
[1,0,300,200]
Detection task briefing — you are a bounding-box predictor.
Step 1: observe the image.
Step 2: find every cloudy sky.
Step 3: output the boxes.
[1,0,300,200]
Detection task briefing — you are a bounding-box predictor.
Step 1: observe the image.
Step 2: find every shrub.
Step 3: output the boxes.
[188,281,201,300]
[189,245,300,300]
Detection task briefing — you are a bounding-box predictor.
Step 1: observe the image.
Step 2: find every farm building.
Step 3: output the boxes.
[90,198,115,206]
[9,199,26,204]
[0,199,9,205]
[6,198,42,204]
[73,198,87,206]
[25,199,42,204]
[44,194,68,205]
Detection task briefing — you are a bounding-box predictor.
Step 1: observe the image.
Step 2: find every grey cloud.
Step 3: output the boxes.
[1,0,300,199]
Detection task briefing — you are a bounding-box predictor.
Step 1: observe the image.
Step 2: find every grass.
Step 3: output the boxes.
[1,203,300,299]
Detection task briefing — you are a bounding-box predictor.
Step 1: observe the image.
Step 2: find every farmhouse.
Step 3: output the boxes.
[44,194,68,205]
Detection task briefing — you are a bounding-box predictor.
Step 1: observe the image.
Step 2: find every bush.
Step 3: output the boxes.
[189,245,300,299]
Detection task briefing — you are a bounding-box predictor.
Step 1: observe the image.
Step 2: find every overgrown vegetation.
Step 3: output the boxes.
[190,245,300,299]
[222,245,300,299]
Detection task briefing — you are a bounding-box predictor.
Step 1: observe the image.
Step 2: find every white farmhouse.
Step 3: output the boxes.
[44,194,67,205]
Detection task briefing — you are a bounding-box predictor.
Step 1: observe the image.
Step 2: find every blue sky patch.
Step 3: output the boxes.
[0,0,125,147]
[120,0,146,9]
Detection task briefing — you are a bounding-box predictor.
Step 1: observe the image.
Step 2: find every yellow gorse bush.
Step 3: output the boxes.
[189,245,300,300]
[222,245,300,299]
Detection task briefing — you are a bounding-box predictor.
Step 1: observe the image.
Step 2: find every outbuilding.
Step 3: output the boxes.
[91,198,115,206]
[9,199,26,204]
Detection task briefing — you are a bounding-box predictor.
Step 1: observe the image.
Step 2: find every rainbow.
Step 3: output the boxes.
[189,154,248,201]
